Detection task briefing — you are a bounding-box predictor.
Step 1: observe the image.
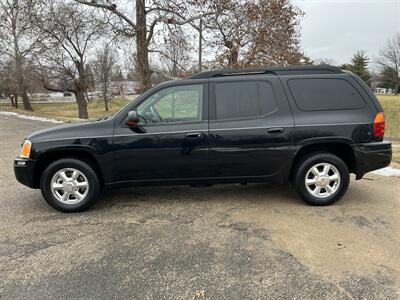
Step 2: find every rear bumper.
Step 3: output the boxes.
[353,141,392,179]
[14,157,37,188]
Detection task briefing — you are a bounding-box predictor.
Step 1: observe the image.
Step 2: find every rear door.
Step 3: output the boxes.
[208,76,294,178]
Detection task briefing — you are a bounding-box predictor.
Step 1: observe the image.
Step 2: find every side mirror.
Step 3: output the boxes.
[126,110,140,127]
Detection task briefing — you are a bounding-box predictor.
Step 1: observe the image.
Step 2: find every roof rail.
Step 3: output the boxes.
[188,65,343,79]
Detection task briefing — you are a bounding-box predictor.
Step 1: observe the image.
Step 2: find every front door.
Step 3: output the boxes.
[112,83,209,183]
[208,77,294,178]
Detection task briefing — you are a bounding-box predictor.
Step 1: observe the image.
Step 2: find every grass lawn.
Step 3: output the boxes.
[377,94,400,164]
[0,98,133,121]
[376,94,400,139]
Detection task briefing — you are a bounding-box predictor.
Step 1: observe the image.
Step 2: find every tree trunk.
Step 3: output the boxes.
[198,18,203,72]
[14,95,18,108]
[17,68,33,111]
[225,41,238,68]
[9,95,15,107]
[21,89,33,111]
[75,89,88,119]
[74,60,89,119]
[103,83,109,111]
[136,0,151,92]
[15,53,33,111]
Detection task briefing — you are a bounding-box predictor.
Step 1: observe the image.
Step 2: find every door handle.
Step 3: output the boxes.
[267,127,284,134]
[186,132,203,139]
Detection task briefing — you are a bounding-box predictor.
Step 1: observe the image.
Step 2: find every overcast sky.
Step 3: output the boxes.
[294,0,400,66]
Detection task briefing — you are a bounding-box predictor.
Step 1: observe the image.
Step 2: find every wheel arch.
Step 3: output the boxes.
[290,141,357,182]
[33,149,105,188]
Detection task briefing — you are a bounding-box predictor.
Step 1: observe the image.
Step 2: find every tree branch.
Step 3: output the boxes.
[73,0,136,30]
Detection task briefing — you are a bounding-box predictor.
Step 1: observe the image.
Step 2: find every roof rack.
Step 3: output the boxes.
[188,65,343,79]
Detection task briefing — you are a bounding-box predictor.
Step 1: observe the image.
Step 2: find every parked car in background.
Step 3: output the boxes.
[14,66,392,212]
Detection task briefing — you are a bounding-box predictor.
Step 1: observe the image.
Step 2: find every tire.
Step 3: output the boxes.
[293,152,350,206]
[40,158,101,212]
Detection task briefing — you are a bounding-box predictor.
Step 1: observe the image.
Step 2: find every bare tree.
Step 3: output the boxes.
[157,27,192,78]
[0,57,43,107]
[93,44,117,111]
[205,0,302,68]
[377,33,400,95]
[73,0,214,92]
[0,0,42,111]
[34,1,105,119]
[0,58,18,107]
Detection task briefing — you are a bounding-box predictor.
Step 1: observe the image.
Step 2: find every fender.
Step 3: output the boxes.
[31,138,114,184]
[291,136,354,157]
[287,137,358,181]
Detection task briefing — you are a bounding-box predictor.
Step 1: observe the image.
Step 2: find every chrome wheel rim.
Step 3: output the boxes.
[50,168,89,204]
[305,163,341,198]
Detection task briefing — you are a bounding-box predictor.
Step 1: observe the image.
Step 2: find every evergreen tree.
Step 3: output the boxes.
[350,50,372,85]
[379,66,399,92]
[339,63,353,71]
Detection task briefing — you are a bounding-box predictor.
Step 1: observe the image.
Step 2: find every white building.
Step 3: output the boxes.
[373,87,395,94]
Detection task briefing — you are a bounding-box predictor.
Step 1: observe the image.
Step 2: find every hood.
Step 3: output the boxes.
[26,117,115,142]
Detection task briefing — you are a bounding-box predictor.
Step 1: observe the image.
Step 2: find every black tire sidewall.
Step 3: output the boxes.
[40,158,100,212]
[294,153,350,206]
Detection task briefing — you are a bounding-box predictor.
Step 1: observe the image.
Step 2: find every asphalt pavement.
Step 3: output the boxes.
[0,114,399,299]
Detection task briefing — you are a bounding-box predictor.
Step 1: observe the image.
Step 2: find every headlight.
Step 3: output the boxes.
[20,140,32,158]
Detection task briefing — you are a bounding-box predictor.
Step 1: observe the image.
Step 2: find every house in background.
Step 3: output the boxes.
[372,87,395,94]
[30,92,76,102]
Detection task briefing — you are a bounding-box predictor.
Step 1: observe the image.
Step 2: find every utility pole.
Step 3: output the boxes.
[198,17,203,72]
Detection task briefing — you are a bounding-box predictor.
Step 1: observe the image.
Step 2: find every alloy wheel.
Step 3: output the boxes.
[304,163,341,198]
[50,168,89,204]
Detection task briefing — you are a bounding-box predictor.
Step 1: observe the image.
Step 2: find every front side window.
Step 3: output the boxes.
[137,84,203,124]
[215,81,277,120]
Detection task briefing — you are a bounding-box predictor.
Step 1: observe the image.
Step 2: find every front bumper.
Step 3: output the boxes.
[14,157,37,188]
[353,141,392,179]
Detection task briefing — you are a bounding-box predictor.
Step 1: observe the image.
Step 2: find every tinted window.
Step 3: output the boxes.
[137,85,203,124]
[288,78,365,111]
[215,81,276,120]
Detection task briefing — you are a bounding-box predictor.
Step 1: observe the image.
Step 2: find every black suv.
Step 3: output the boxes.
[14,66,392,212]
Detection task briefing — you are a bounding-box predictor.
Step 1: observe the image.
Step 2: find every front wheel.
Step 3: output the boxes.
[294,153,350,206]
[40,158,101,212]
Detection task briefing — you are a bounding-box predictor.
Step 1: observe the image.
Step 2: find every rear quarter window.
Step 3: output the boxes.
[288,78,366,111]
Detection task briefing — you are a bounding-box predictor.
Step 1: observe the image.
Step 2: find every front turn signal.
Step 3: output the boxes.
[21,140,32,158]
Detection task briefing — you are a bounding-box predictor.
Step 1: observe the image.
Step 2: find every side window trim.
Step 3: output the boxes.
[136,119,207,128]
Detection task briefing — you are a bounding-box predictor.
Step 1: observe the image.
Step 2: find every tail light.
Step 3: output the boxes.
[373,112,385,137]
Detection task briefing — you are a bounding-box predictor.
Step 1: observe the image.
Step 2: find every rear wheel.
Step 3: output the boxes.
[294,153,350,206]
[40,158,101,212]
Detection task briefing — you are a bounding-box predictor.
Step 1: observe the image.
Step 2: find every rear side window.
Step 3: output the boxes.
[288,78,365,111]
[215,81,276,120]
